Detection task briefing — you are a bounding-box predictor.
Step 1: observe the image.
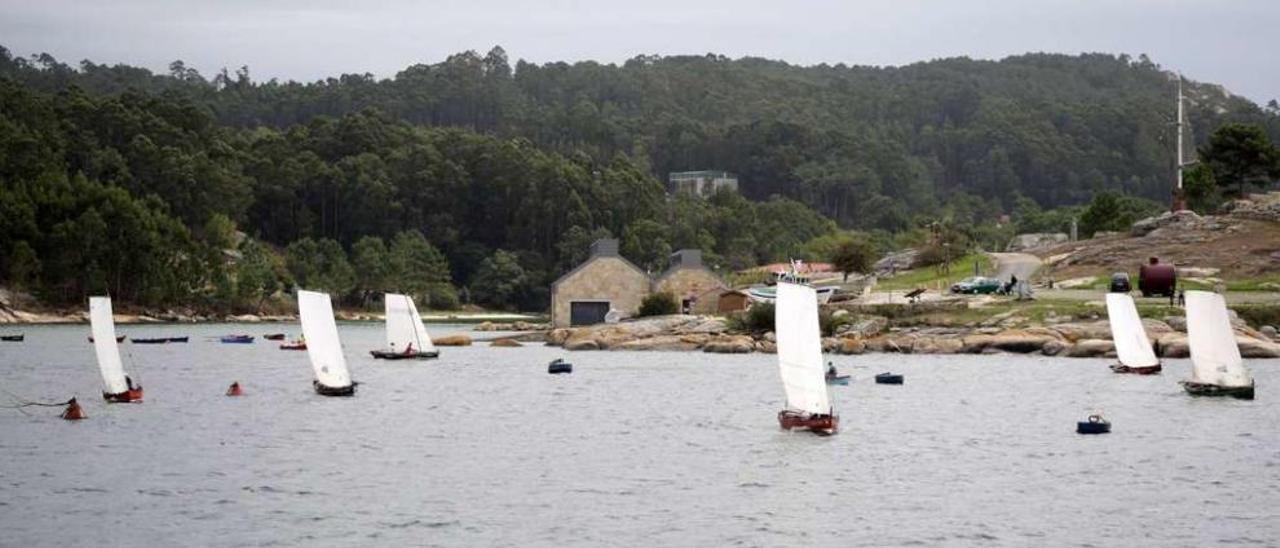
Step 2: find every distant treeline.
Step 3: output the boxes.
[1,46,1278,311]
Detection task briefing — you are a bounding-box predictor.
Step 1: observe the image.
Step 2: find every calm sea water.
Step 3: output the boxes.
[1,323,1277,547]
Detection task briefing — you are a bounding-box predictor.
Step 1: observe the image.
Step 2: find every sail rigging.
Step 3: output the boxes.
[1105,293,1159,368]
[89,296,129,394]
[775,282,832,414]
[298,290,353,389]
[1186,291,1252,387]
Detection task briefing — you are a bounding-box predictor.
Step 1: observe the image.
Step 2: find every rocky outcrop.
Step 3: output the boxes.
[1065,339,1115,358]
[703,335,755,354]
[434,334,473,346]
[489,338,522,347]
[475,320,552,332]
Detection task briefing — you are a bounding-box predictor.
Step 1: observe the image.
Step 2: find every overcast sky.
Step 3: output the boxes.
[1,0,1275,103]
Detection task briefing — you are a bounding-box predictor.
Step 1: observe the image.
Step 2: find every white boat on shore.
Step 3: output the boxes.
[747,285,836,304]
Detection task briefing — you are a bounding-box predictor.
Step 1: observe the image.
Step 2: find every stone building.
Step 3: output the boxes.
[652,249,728,315]
[550,239,650,327]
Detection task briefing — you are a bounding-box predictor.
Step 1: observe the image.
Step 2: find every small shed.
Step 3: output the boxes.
[653,249,728,315]
[716,290,751,314]
[550,239,650,327]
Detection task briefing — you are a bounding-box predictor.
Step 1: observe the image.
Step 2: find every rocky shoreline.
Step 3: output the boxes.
[535,314,1280,359]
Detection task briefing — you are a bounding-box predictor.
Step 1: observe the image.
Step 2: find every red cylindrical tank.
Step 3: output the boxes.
[1139,257,1177,297]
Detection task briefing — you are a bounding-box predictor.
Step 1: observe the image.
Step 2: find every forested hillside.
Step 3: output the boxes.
[1,46,1277,312]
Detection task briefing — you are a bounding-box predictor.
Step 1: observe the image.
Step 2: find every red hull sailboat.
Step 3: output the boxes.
[774,278,839,436]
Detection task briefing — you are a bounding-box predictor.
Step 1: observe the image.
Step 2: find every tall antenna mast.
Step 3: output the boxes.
[1176,73,1184,191]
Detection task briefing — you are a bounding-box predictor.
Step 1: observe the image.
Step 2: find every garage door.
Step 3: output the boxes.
[570,301,611,326]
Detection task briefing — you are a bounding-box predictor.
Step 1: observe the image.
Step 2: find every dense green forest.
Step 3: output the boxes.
[1,46,1277,312]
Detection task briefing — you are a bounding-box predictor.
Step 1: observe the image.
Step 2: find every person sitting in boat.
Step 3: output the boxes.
[826,362,838,379]
[125,376,136,391]
[403,342,415,356]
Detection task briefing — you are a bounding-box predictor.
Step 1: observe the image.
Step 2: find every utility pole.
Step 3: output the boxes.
[1172,73,1189,212]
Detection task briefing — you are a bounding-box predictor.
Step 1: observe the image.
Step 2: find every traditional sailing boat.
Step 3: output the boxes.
[1105,293,1162,374]
[89,296,143,403]
[1181,291,1255,399]
[297,290,357,397]
[370,293,439,359]
[775,281,839,435]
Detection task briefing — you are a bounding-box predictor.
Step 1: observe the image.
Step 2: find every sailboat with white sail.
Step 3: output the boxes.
[775,281,839,435]
[1181,290,1255,399]
[370,293,439,360]
[1105,293,1162,374]
[90,296,143,402]
[298,290,357,396]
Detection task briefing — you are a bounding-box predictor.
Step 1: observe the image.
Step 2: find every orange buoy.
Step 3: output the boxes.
[61,398,86,420]
[226,382,243,397]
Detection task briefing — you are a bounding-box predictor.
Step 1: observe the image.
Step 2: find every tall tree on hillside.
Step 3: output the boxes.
[1199,123,1280,198]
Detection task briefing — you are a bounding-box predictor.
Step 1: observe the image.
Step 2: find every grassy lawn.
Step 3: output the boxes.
[1225,274,1280,291]
[877,253,994,291]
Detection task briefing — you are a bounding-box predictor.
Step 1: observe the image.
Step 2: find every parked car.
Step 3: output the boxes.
[950,276,1003,295]
[1109,272,1132,293]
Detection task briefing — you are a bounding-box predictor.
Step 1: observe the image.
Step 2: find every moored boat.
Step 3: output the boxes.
[774,281,838,435]
[548,358,572,374]
[88,335,126,343]
[875,372,904,385]
[1,334,23,342]
[90,296,143,403]
[298,290,357,397]
[279,340,307,350]
[264,333,286,341]
[131,337,170,344]
[370,293,439,360]
[1105,293,1162,374]
[220,335,254,344]
[166,336,189,343]
[1181,291,1255,399]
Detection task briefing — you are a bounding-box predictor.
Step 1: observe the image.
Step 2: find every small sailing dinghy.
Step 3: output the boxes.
[90,296,143,403]
[370,293,439,359]
[1106,293,1161,374]
[1181,291,1255,399]
[775,282,838,435]
[298,290,357,397]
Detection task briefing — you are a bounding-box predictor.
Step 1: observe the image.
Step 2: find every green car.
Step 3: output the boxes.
[950,276,1003,295]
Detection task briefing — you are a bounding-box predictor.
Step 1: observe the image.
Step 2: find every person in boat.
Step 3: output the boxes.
[826,361,838,379]
[403,342,414,356]
[125,376,136,391]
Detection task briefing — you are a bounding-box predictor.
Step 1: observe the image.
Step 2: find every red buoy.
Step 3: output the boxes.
[61,398,86,420]
[226,382,243,397]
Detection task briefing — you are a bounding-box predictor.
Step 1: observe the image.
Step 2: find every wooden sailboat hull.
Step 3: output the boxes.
[103,387,144,403]
[313,380,356,397]
[1110,363,1162,374]
[777,410,838,435]
[369,349,438,360]
[1181,381,1255,400]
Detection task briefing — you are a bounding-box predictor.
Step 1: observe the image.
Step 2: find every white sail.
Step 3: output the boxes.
[774,282,832,414]
[1105,293,1159,368]
[383,293,417,351]
[298,290,353,388]
[1186,290,1252,387]
[405,296,436,353]
[89,296,129,394]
